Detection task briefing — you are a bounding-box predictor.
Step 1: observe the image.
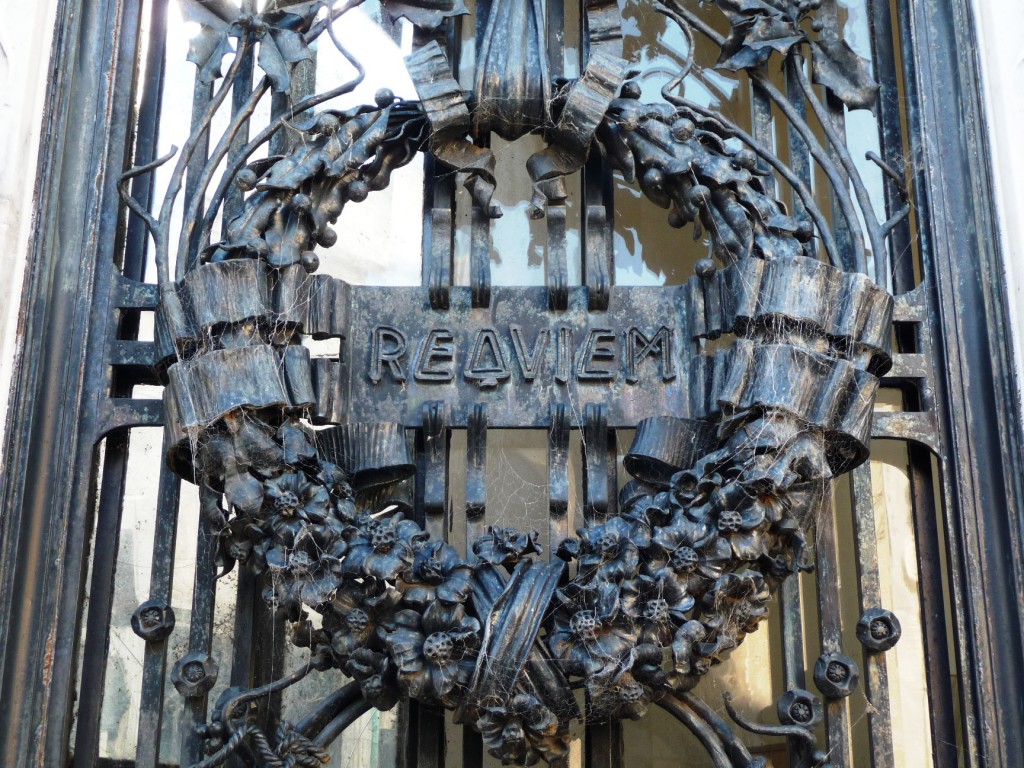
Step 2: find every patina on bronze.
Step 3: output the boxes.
[119,0,909,765]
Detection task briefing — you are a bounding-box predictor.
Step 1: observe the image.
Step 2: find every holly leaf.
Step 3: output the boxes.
[811,39,879,110]
[716,18,773,71]
[716,13,804,70]
[180,0,236,82]
[258,4,322,92]
[743,15,803,55]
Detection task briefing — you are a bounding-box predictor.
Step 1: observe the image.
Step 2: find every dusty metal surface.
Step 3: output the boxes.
[1,0,1022,767]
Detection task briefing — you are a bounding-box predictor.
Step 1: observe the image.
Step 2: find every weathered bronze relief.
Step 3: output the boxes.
[123,0,908,765]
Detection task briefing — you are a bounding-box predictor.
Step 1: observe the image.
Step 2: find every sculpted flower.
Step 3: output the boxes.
[472,526,542,567]
[576,516,642,583]
[342,514,428,580]
[699,572,771,659]
[548,583,636,677]
[399,540,473,608]
[317,461,358,522]
[323,579,402,660]
[477,694,569,766]
[621,573,695,647]
[587,671,650,722]
[644,512,731,596]
[382,601,480,703]
[345,648,401,711]
[263,472,330,524]
[714,502,769,562]
[670,620,710,686]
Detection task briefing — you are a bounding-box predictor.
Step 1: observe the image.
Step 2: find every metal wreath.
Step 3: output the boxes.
[122,0,907,765]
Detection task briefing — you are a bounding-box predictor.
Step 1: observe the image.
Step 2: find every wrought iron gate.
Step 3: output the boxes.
[1,0,1022,767]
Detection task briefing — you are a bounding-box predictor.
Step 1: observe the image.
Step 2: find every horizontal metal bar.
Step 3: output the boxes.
[114,275,159,309]
[110,340,156,367]
[98,398,165,434]
[870,411,940,453]
[885,353,929,379]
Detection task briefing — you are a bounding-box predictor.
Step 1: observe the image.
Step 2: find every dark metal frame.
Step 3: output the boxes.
[0,0,1022,767]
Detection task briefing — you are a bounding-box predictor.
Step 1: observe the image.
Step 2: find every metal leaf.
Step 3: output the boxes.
[180,0,235,82]
[178,0,236,25]
[188,30,234,83]
[716,14,804,70]
[384,0,469,31]
[810,39,879,110]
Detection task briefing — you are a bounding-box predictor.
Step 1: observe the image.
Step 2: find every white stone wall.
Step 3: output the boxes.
[0,0,60,469]
[972,0,1024,411]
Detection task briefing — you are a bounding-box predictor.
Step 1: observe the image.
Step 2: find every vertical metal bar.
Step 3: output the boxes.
[413,402,449,768]
[70,0,170,750]
[881,5,958,762]
[134,449,182,768]
[581,154,612,312]
[223,0,258,229]
[420,402,450,521]
[466,404,488,544]
[850,463,895,768]
[866,0,912,281]
[179,79,213,278]
[70,429,131,768]
[582,404,609,520]
[0,0,146,758]
[586,715,623,768]
[549,404,571,553]
[470,202,492,308]
[179,491,221,768]
[546,204,569,310]
[123,0,168,283]
[815,488,854,768]
[816,0,855,273]
[904,442,959,768]
[418,18,461,310]
[545,0,569,309]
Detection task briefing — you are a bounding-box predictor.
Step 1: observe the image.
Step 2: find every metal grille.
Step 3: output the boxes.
[2,0,1022,766]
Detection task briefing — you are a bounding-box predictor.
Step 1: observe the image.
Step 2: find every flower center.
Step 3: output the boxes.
[789,701,813,724]
[570,610,598,640]
[371,528,397,553]
[140,607,162,628]
[826,661,848,683]
[870,619,890,639]
[502,721,526,744]
[275,491,300,514]
[617,680,644,703]
[182,661,206,683]
[595,533,618,552]
[717,510,743,532]
[346,609,370,634]
[671,546,699,572]
[423,632,455,663]
[643,598,670,623]
[362,676,384,698]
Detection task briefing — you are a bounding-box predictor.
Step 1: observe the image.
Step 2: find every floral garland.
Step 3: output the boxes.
[192,399,827,765]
